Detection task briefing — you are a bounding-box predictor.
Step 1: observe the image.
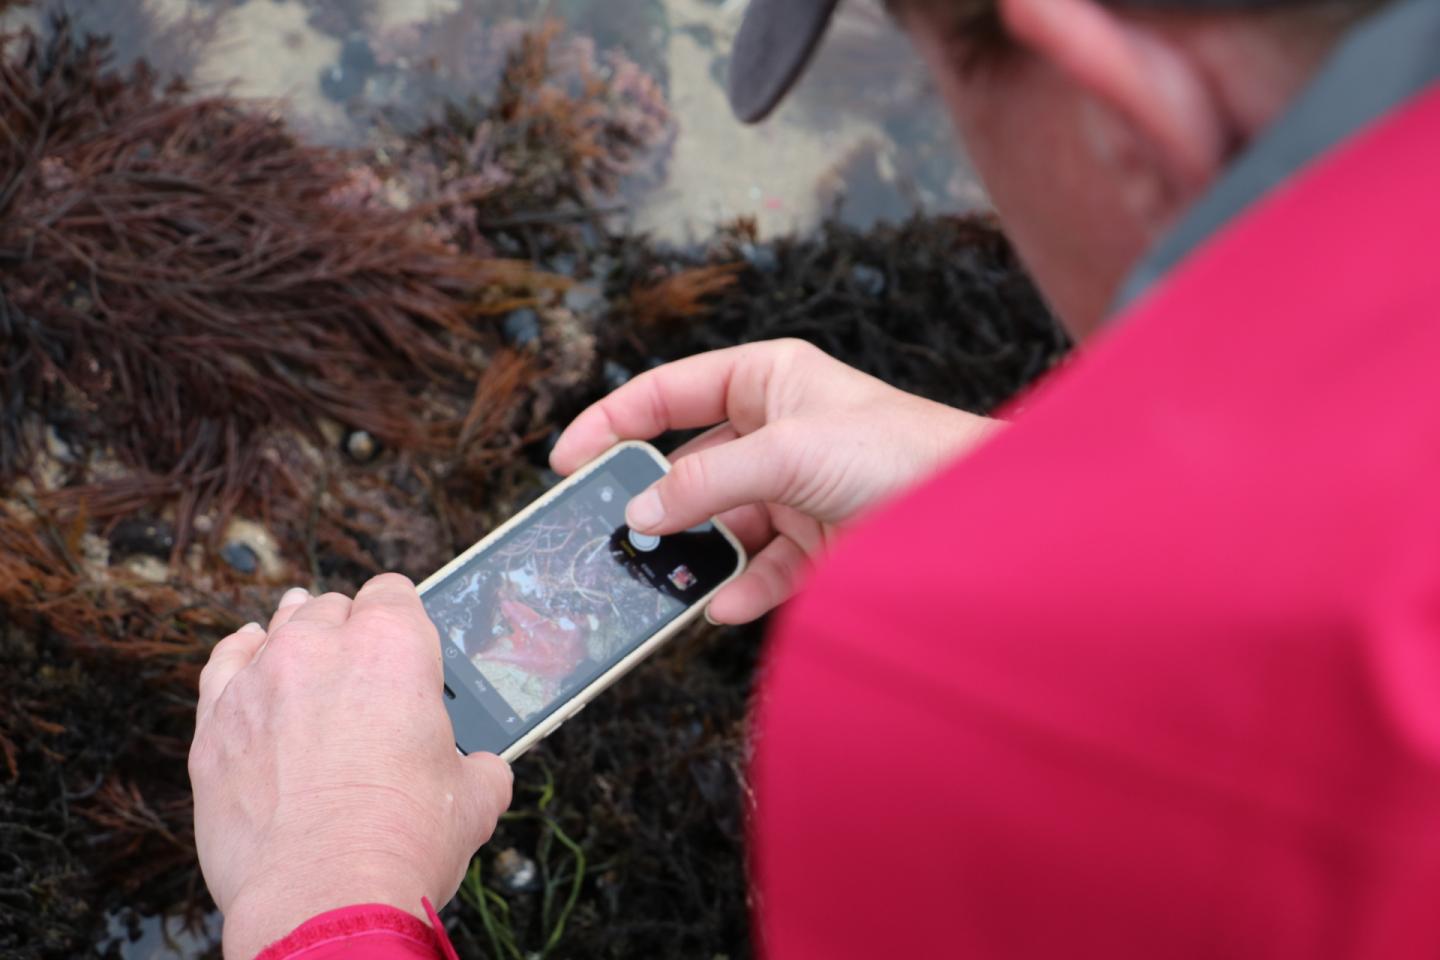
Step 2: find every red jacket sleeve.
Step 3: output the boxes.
[255,900,458,960]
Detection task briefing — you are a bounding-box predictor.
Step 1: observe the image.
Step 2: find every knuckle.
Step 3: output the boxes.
[370,606,436,643]
[771,337,820,367]
[668,450,710,500]
[758,422,810,502]
[187,734,213,781]
[205,630,241,660]
[641,376,671,435]
[264,620,308,648]
[594,394,626,438]
[196,655,228,693]
[763,417,804,449]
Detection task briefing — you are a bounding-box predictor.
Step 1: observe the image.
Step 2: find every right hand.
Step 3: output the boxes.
[550,340,1003,624]
[189,576,513,959]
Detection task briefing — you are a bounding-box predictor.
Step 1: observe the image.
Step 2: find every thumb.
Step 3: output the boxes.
[458,752,514,849]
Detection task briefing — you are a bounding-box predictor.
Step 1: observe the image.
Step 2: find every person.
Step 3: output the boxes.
[189,0,1440,955]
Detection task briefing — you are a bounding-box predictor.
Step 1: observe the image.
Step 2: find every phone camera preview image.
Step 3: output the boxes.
[420,450,743,757]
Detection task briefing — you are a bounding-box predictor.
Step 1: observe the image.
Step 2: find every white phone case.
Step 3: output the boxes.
[416,440,748,762]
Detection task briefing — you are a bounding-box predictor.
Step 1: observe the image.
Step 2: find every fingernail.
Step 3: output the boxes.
[279,586,310,607]
[703,605,720,627]
[626,488,664,531]
[240,621,265,634]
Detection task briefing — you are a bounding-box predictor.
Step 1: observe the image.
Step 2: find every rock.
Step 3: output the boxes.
[320,35,377,105]
[220,542,259,576]
[110,518,175,560]
[850,263,887,297]
[79,533,110,577]
[44,425,77,464]
[339,34,377,74]
[563,282,605,316]
[740,242,778,274]
[493,848,540,894]
[122,555,169,584]
[588,255,618,282]
[501,308,542,349]
[343,429,379,463]
[603,360,632,392]
[319,64,365,103]
[221,519,286,580]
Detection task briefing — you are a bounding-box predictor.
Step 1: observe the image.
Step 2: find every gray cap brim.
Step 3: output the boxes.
[727,0,843,123]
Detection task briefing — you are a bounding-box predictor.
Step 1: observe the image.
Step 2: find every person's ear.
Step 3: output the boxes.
[999,0,1228,216]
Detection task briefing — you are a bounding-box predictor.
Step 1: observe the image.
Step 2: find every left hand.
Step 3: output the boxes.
[189,574,513,959]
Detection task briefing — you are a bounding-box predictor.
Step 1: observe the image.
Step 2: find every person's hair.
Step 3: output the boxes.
[887,0,1394,74]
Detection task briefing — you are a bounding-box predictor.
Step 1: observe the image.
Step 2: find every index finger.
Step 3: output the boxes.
[549,343,776,475]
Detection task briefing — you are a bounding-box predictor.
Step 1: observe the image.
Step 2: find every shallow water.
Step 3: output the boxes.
[6,0,985,242]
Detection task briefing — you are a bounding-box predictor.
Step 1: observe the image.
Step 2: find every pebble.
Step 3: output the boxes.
[493,848,540,894]
[344,429,379,463]
[79,533,110,576]
[741,243,779,274]
[340,34,377,74]
[603,361,632,392]
[220,542,259,576]
[319,64,365,102]
[109,518,175,560]
[122,555,169,584]
[320,35,377,104]
[44,425,77,464]
[501,308,542,349]
[563,283,605,316]
[850,264,887,297]
[222,518,286,580]
[588,255,618,282]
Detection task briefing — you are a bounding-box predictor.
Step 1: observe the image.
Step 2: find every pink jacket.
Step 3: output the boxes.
[754,71,1440,958]
[255,901,457,959]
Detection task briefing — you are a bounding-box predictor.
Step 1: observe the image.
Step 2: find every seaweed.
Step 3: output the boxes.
[601,215,1069,416]
[0,12,1067,959]
[0,20,557,551]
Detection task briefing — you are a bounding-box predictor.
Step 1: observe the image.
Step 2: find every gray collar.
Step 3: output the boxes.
[1115,0,1440,311]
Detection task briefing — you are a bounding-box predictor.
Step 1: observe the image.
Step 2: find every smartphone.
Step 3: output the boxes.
[418,441,747,762]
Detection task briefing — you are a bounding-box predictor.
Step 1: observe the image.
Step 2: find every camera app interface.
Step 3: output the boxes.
[423,471,694,731]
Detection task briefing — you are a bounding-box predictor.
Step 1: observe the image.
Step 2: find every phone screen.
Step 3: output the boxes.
[422,445,742,756]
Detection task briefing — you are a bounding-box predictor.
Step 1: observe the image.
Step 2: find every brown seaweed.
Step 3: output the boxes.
[0,20,560,551]
[0,13,1065,960]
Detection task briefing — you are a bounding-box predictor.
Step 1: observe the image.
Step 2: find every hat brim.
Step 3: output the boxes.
[727,0,843,124]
